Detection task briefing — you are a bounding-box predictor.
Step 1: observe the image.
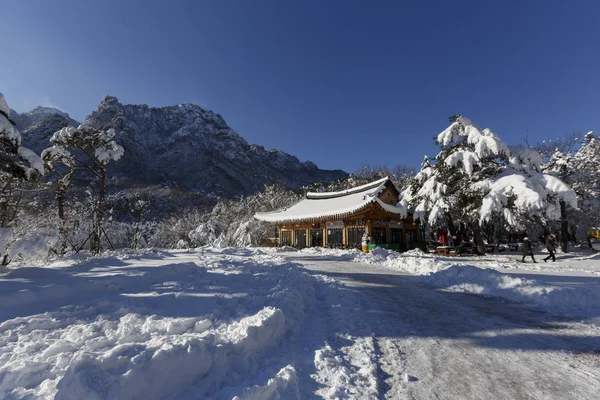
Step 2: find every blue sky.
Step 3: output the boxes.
[2,0,599,173]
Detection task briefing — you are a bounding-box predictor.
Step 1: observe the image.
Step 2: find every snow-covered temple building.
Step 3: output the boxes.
[254,177,421,250]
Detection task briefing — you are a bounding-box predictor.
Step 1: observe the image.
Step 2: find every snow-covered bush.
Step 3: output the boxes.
[189,219,219,246]
[8,230,57,265]
[186,183,301,248]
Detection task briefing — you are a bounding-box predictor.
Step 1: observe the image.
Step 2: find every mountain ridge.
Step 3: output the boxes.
[15,96,347,197]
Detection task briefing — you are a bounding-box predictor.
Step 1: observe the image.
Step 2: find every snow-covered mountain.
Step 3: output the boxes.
[16,97,347,196]
[11,106,80,154]
[11,106,79,129]
[82,96,346,196]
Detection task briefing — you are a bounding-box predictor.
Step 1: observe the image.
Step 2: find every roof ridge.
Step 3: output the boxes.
[306,176,390,199]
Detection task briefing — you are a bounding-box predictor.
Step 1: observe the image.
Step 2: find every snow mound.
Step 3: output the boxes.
[233,365,300,400]
[421,265,600,318]
[313,336,379,399]
[353,247,444,275]
[216,247,266,257]
[267,245,298,253]
[0,250,316,399]
[403,248,425,256]
[53,307,285,400]
[300,246,362,260]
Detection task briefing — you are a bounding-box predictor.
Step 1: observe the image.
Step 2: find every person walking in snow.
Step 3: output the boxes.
[521,237,537,263]
[544,234,557,262]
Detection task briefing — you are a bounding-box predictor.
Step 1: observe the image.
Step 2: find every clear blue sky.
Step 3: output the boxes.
[2,0,599,172]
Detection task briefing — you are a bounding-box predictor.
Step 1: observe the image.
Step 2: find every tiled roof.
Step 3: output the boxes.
[254,177,406,223]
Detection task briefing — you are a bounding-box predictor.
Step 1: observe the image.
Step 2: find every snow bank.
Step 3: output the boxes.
[266,245,298,253]
[422,265,600,318]
[53,307,286,400]
[346,248,600,318]
[352,247,444,275]
[299,246,361,261]
[0,249,316,399]
[299,246,445,275]
[233,365,300,400]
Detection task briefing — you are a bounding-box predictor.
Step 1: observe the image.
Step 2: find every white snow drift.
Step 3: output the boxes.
[0,249,314,399]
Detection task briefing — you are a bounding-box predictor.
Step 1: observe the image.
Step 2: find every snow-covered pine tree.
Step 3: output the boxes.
[48,125,124,254]
[570,132,600,242]
[0,93,44,183]
[544,147,575,251]
[41,144,76,254]
[534,133,582,252]
[402,116,509,253]
[0,93,44,265]
[540,131,600,250]
[402,116,577,253]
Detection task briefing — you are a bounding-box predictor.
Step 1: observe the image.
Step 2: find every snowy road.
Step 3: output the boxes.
[282,253,600,399]
[1,249,599,399]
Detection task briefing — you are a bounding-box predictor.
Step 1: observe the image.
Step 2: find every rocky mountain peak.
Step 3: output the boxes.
[26,106,71,120]
[82,97,346,196]
[11,106,80,151]
[15,96,347,197]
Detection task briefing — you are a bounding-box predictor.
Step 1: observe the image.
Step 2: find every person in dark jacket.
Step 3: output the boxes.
[521,237,537,263]
[544,234,557,262]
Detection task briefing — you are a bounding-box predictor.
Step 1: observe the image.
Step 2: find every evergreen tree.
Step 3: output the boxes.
[541,131,600,250]
[41,144,76,254]
[47,125,124,254]
[570,132,600,242]
[0,93,44,265]
[402,116,577,254]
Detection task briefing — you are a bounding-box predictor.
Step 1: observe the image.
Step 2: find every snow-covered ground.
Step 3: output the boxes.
[1,247,599,399]
[297,246,600,319]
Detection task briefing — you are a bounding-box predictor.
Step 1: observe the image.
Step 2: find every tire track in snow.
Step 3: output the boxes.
[287,253,600,400]
[307,272,378,398]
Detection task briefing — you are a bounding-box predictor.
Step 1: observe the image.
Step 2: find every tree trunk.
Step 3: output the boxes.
[57,190,67,255]
[444,211,459,244]
[569,225,577,242]
[91,168,106,254]
[471,222,486,254]
[560,200,569,253]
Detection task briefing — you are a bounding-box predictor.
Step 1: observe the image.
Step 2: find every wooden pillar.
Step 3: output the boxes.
[278,227,282,246]
[386,224,391,245]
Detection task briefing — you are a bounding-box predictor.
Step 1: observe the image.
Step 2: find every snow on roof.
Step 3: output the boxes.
[255,177,407,223]
[305,176,390,199]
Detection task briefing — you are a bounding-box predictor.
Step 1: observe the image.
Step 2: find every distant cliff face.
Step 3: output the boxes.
[17,97,347,197]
